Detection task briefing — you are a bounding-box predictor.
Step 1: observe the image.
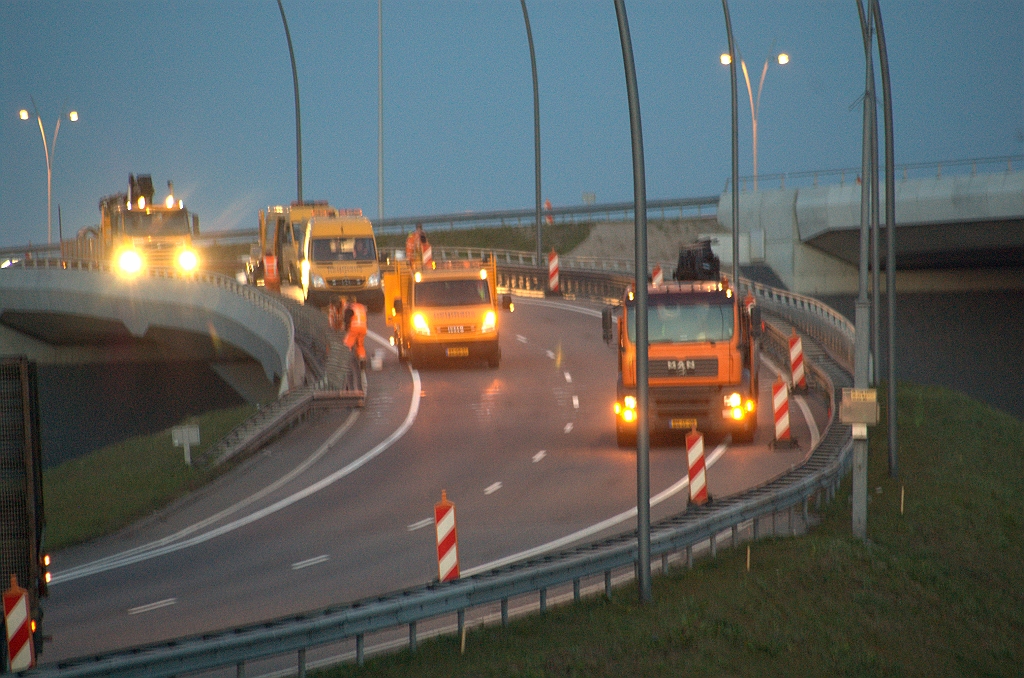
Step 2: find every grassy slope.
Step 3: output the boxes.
[319,383,1023,677]
[43,404,255,550]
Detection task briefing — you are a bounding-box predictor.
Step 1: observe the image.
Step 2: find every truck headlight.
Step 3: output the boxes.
[481,310,496,333]
[367,271,381,287]
[116,249,144,277]
[724,392,742,408]
[412,312,431,335]
[311,273,326,289]
[176,248,199,272]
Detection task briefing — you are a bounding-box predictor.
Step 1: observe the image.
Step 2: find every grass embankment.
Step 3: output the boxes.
[43,404,255,551]
[319,383,1024,677]
[375,222,594,255]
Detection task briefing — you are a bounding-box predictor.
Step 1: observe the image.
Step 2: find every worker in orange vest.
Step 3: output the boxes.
[405,222,428,268]
[343,295,368,368]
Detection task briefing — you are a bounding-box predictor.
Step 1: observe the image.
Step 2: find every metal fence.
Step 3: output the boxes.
[27,257,855,678]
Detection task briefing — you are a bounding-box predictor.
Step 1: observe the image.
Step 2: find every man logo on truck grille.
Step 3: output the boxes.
[667,360,697,375]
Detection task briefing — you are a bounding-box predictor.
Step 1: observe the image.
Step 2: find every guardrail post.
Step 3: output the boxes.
[501,598,509,626]
[410,621,417,653]
[236,662,245,678]
[710,533,717,558]
[732,524,738,548]
[540,588,547,614]
[661,552,669,574]
[804,497,810,525]
[356,635,364,667]
[753,517,760,540]
[604,570,612,599]
[573,578,581,602]
[789,506,796,536]
[298,647,307,676]
[457,609,465,642]
[686,545,693,569]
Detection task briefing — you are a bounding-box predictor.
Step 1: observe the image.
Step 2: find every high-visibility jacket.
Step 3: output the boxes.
[348,302,367,331]
[406,231,427,264]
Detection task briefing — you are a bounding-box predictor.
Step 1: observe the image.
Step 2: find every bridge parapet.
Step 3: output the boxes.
[0,259,302,396]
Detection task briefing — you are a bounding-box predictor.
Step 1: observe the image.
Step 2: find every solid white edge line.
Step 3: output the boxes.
[127,598,177,615]
[53,330,418,585]
[461,441,728,577]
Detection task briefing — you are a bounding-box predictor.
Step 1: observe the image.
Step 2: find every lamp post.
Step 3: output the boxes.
[19,103,78,245]
[720,45,788,191]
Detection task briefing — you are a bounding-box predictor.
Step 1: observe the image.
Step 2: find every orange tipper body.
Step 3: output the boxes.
[614,278,760,447]
[383,256,501,368]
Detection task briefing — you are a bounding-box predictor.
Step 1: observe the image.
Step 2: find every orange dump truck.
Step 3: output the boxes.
[614,242,761,447]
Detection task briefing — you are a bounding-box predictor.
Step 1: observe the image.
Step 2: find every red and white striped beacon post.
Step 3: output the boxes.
[422,243,433,269]
[4,575,34,672]
[547,249,560,294]
[686,429,709,506]
[772,376,794,446]
[789,329,807,391]
[434,490,460,582]
[651,264,663,287]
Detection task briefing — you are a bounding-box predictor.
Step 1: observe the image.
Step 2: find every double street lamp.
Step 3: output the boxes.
[19,103,78,245]
[720,46,789,191]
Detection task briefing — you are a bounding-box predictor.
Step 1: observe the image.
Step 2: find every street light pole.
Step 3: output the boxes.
[277,0,303,204]
[19,102,78,245]
[721,46,788,191]
[520,0,542,264]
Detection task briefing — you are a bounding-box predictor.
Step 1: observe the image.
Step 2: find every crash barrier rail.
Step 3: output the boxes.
[29,256,855,677]
[725,153,1024,192]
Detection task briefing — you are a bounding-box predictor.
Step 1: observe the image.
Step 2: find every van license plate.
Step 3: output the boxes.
[446,347,469,357]
[670,418,698,430]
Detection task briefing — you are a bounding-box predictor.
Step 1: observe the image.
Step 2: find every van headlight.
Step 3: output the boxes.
[481,310,496,333]
[367,271,381,288]
[310,273,326,289]
[412,312,431,335]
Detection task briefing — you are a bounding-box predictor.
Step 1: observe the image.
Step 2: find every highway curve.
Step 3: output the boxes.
[42,297,824,662]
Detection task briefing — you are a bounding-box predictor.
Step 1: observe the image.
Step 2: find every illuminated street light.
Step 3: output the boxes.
[720,45,789,190]
[19,101,79,244]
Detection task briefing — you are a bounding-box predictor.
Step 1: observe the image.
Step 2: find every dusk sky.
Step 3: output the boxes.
[1,1,1021,247]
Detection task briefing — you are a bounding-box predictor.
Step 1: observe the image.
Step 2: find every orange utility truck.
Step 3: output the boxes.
[383,256,509,368]
[613,240,761,447]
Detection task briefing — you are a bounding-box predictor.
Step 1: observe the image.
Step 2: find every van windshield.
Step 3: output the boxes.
[311,237,376,262]
[415,279,491,307]
[627,302,734,343]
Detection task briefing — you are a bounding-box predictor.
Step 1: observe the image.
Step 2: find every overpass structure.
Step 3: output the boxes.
[715,157,1024,295]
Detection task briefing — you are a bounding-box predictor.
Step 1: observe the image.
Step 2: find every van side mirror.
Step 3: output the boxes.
[501,294,513,311]
[602,307,614,344]
[393,298,403,314]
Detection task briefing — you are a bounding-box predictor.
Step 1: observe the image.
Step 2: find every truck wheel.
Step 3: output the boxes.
[487,349,500,369]
[616,427,636,449]
[733,422,756,444]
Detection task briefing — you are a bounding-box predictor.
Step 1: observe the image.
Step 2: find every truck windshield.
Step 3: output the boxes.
[415,279,491,307]
[122,210,190,237]
[628,303,734,343]
[311,237,376,262]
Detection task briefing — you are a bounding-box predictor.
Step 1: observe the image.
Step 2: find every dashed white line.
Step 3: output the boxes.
[532,450,546,463]
[484,482,503,495]
[516,335,528,343]
[546,350,556,359]
[128,598,176,615]
[564,372,572,383]
[291,555,330,570]
[563,422,574,433]
[407,518,434,532]
[572,395,579,409]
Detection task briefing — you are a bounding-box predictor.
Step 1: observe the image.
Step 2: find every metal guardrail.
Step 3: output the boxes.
[27,257,856,678]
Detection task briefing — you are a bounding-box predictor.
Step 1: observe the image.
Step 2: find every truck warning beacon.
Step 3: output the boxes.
[614,240,762,447]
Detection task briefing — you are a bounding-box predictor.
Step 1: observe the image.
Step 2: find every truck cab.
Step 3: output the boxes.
[614,241,760,447]
[384,257,504,368]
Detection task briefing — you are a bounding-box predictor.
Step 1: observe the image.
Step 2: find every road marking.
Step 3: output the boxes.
[128,598,176,615]
[564,371,572,383]
[546,350,555,359]
[462,441,729,577]
[53,330,421,585]
[532,450,546,463]
[291,555,330,570]
[407,518,433,532]
[484,482,503,495]
[572,395,579,409]
[512,297,603,318]
[516,335,528,343]
[563,422,573,433]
